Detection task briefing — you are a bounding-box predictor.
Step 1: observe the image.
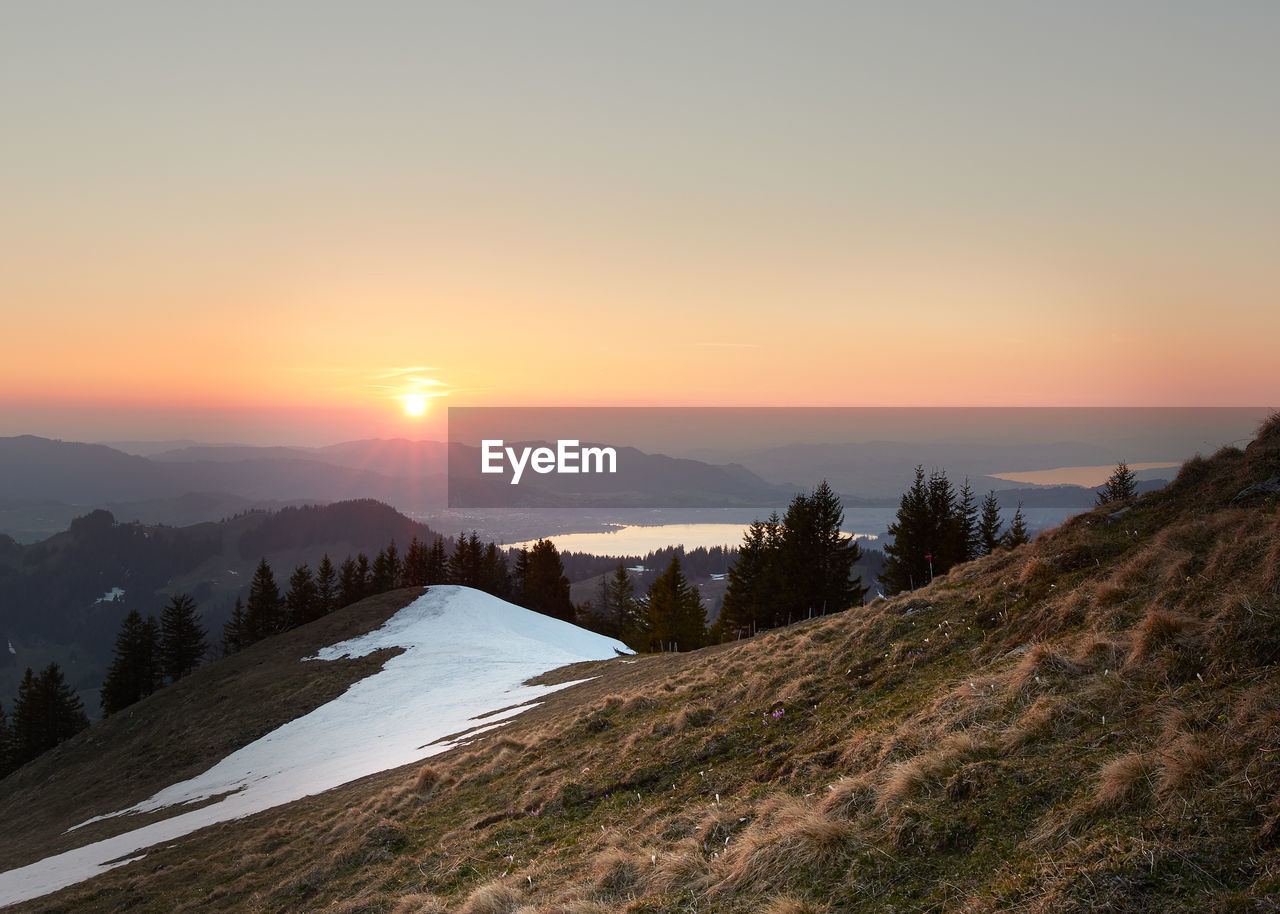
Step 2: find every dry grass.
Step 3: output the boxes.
[1000,696,1062,752]
[819,774,877,820]
[760,897,828,914]
[458,879,523,914]
[415,764,444,793]
[391,894,449,914]
[877,731,982,810]
[587,846,645,899]
[1128,609,1191,663]
[717,798,855,894]
[647,838,712,895]
[1155,733,1212,795]
[1091,751,1154,810]
[1006,642,1086,694]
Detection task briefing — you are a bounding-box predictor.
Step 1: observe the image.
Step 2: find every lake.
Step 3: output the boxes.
[436,506,1084,558]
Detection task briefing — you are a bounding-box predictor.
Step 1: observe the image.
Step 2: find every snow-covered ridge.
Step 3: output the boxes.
[0,586,629,906]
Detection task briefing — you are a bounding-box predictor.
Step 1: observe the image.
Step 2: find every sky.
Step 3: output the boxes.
[2,2,1277,445]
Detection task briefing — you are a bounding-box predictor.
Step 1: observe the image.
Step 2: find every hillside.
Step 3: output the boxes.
[2,415,1278,911]
[0,499,447,713]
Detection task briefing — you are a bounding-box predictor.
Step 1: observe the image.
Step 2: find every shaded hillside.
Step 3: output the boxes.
[5,415,1279,911]
[0,501,446,712]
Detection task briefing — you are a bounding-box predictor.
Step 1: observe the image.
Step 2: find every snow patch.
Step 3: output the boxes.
[94,587,125,604]
[0,586,629,906]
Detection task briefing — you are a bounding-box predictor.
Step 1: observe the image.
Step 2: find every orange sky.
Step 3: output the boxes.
[2,4,1277,445]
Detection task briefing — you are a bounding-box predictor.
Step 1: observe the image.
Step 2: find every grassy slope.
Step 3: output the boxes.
[9,418,1280,913]
[0,589,419,870]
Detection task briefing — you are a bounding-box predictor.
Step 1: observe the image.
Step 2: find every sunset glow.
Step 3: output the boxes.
[403,395,428,418]
[1,4,1276,445]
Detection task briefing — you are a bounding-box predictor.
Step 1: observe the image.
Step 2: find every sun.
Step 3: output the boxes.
[403,394,428,417]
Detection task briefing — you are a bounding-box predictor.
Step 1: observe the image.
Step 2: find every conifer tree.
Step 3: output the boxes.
[521,539,575,622]
[641,554,706,652]
[245,557,284,641]
[479,542,511,599]
[1097,462,1138,504]
[370,541,401,593]
[978,490,1004,555]
[882,466,931,594]
[956,479,980,563]
[403,537,428,587]
[0,700,12,778]
[425,537,449,585]
[805,479,867,613]
[160,594,207,682]
[315,554,338,616]
[338,555,364,607]
[221,597,248,656]
[11,663,89,767]
[511,546,531,604]
[355,552,372,593]
[285,563,320,627]
[101,609,163,714]
[607,563,639,639]
[926,469,960,571]
[719,518,770,636]
[1003,503,1031,547]
[449,532,484,588]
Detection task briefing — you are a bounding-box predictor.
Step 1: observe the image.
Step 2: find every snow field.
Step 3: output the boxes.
[0,586,629,905]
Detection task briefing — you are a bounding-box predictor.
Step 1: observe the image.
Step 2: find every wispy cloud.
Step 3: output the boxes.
[683,341,763,349]
[367,368,455,403]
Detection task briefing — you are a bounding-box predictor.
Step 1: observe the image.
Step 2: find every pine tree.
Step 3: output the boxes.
[11,663,89,767]
[449,532,484,588]
[315,554,338,616]
[511,546,531,604]
[370,541,401,593]
[159,594,208,682]
[425,537,449,585]
[806,480,867,614]
[719,518,769,636]
[607,563,640,643]
[978,490,1004,555]
[245,557,283,641]
[403,537,428,587]
[285,563,320,627]
[521,539,575,622]
[956,479,980,563]
[355,553,372,597]
[882,466,931,594]
[641,554,706,652]
[926,469,963,573]
[338,555,364,607]
[101,609,163,714]
[1003,503,1031,547]
[221,597,248,656]
[479,542,511,599]
[0,700,13,778]
[1097,462,1138,504]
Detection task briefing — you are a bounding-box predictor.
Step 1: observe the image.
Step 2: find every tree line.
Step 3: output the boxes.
[879,467,1030,594]
[219,531,581,657]
[716,481,868,638]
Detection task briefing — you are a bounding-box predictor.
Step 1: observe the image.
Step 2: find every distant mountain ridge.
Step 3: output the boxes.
[0,436,450,541]
[448,441,798,508]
